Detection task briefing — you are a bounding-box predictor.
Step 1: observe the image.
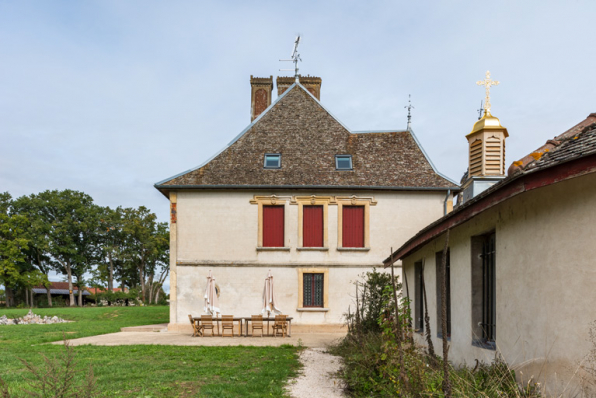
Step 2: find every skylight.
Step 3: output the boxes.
[335,155,353,170]
[264,154,281,169]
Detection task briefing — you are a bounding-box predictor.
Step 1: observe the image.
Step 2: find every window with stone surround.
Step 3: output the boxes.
[336,197,376,251]
[297,268,329,311]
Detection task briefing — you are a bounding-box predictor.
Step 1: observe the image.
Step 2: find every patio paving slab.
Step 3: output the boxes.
[120,323,168,332]
[54,331,346,348]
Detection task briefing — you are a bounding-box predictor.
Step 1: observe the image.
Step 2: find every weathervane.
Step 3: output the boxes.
[477,100,484,120]
[404,94,414,130]
[279,36,302,82]
[476,71,499,116]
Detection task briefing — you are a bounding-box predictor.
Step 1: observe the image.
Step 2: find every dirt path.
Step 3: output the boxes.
[287,347,345,398]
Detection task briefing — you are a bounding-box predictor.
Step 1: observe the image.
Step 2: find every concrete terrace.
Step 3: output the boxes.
[56,324,346,348]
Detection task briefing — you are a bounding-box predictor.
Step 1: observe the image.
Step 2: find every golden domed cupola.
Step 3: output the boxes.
[461,71,508,203]
[467,112,509,177]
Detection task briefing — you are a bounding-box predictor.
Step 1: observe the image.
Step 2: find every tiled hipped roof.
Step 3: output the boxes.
[157,85,456,191]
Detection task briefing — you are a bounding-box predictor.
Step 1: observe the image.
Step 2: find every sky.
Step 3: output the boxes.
[1,1,595,290]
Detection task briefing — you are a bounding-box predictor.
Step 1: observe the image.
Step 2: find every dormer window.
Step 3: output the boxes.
[264,154,281,169]
[335,155,353,170]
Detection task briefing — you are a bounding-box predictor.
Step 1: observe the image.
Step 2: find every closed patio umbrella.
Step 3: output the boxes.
[262,270,281,316]
[204,270,220,316]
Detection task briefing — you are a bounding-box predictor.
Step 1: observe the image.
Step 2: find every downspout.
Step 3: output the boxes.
[443,189,451,216]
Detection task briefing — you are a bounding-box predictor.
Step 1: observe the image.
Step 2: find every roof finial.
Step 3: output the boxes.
[476,70,499,117]
[405,94,414,130]
[279,35,302,83]
[477,100,484,120]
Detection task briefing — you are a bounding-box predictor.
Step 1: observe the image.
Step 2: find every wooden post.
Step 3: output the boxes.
[390,248,401,343]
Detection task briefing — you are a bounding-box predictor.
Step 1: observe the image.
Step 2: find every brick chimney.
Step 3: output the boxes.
[276,75,322,100]
[250,75,273,121]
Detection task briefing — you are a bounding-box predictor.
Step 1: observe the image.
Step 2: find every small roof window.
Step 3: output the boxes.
[335,155,353,170]
[264,153,281,169]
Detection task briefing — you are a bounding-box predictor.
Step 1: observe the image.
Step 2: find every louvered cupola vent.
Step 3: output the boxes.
[470,139,483,176]
[485,136,503,175]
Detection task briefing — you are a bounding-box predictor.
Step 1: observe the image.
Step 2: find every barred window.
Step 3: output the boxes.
[303,273,324,307]
[471,231,496,350]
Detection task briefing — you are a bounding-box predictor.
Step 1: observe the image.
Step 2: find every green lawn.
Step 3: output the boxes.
[0,307,301,397]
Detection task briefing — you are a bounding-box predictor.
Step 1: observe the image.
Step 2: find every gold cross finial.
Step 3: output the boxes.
[476,71,499,116]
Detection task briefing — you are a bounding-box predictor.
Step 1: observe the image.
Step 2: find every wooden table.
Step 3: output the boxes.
[192,317,244,336]
[243,317,293,337]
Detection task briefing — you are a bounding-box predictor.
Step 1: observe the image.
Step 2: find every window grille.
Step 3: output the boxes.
[414,262,424,333]
[435,250,451,338]
[303,273,324,307]
[481,233,496,344]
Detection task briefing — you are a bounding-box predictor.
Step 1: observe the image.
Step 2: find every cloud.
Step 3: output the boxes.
[2,0,594,293]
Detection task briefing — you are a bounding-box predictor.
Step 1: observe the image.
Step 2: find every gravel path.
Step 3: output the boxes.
[287,347,345,398]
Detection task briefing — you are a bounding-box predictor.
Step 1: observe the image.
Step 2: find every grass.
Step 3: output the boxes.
[0,307,301,397]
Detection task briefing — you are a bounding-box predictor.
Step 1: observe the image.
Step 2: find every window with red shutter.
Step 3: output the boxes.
[342,206,364,248]
[303,205,323,247]
[263,205,284,247]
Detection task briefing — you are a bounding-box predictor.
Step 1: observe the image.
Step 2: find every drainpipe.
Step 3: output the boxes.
[443,189,451,216]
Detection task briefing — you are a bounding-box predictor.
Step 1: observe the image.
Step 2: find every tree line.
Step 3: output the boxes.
[0,189,169,307]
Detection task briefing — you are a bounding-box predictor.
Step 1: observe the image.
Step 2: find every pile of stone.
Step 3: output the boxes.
[0,310,70,325]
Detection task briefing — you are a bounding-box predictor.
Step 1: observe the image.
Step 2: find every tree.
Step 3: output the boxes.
[98,206,127,293]
[35,190,101,307]
[0,192,30,307]
[122,207,169,304]
[11,194,55,306]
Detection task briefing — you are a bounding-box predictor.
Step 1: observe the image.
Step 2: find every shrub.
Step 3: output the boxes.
[331,268,543,397]
[344,268,398,335]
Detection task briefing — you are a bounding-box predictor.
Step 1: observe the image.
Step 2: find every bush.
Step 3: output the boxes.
[87,289,141,307]
[344,268,398,335]
[35,296,68,308]
[331,268,543,397]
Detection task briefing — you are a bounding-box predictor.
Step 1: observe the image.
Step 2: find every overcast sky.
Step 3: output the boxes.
[1,1,594,289]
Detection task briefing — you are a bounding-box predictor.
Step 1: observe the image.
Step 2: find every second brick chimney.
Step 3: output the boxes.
[250,75,273,121]
[276,75,322,100]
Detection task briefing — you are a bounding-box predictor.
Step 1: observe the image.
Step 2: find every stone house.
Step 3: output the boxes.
[155,75,458,333]
[386,112,596,393]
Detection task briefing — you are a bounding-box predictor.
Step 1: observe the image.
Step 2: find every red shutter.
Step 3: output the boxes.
[303,206,323,247]
[342,206,364,248]
[263,206,284,247]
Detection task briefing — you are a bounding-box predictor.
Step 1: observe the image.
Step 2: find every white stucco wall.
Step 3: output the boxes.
[175,189,447,264]
[403,172,596,392]
[176,266,365,328]
[170,189,449,330]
